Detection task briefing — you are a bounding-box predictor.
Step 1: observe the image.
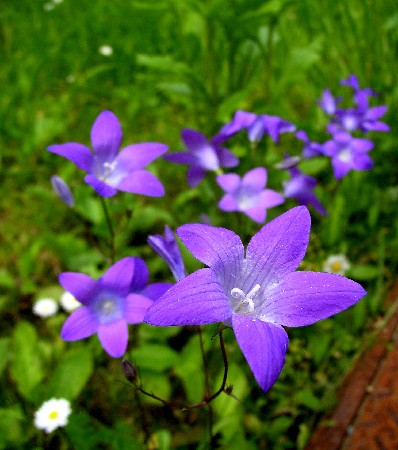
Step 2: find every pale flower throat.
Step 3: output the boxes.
[230,284,261,314]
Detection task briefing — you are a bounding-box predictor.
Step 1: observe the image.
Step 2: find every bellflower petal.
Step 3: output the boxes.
[232,315,288,392]
[181,129,210,152]
[140,282,173,300]
[101,257,135,297]
[148,226,186,281]
[98,320,128,358]
[90,110,122,163]
[47,143,93,171]
[218,194,239,211]
[246,206,310,288]
[258,271,367,327]
[242,167,267,190]
[216,173,241,192]
[177,224,244,271]
[84,174,117,197]
[58,273,98,305]
[145,268,232,326]
[61,307,98,340]
[117,170,165,196]
[129,257,149,291]
[116,143,168,171]
[124,294,154,324]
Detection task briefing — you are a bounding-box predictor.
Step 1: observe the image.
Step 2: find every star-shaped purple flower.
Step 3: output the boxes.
[283,166,327,215]
[296,131,324,159]
[145,206,366,392]
[322,131,374,179]
[48,110,168,197]
[217,110,296,143]
[60,257,155,357]
[216,167,284,223]
[148,226,186,282]
[164,128,239,187]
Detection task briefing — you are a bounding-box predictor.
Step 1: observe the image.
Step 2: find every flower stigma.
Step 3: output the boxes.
[102,160,118,179]
[231,284,261,314]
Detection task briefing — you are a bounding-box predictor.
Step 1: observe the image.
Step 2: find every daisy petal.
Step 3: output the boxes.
[232,315,288,392]
[61,307,98,340]
[145,268,231,326]
[259,271,367,327]
[97,319,128,357]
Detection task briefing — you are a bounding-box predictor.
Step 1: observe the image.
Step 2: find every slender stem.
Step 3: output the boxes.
[198,326,214,444]
[99,196,115,263]
[132,330,229,412]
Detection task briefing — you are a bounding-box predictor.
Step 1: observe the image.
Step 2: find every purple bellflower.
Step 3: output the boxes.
[296,131,324,159]
[145,206,366,392]
[48,110,168,198]
[128,256,173,300]
[323,131,374,179]
[51,175,75,207]
[216,167,284,223]
[217,110,296,144]
[148,226,186,282]
[318,89,341,116]
[164,129,238,187]
[323,75,389,134]
[283,166,327,216]
[60,257,155,358]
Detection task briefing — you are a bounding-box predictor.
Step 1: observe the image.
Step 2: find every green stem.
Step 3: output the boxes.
[198,326,215,444]
[100,197,115,263]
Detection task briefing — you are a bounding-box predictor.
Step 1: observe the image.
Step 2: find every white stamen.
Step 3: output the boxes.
[231,288,245,300]
[230,284,261,314]
[102,161,117,179]
[101,300,115,315]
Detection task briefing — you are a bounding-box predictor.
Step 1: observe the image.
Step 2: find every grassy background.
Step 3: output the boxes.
[1,0,398,449]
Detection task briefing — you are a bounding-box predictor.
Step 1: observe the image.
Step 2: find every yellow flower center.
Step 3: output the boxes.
[331,261,342,272]
[49,411,59,420]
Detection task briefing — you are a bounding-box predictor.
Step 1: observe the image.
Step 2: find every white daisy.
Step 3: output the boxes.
[323,254,351,275]
[34,398,72,433]
[98,45,113,56]
[33,298,58,318]
[60,291,81,312]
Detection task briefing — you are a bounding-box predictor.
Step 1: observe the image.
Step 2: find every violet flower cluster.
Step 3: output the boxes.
[311,74,389,179]
[47,74,383,395]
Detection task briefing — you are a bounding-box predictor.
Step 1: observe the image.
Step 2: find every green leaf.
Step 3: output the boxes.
[46,347,94,400]
[295,389,323,411]
[348,264,380,280]
[132,344,178,372]
[10,321,44,401]
[0,406,27,449]
[0,338,10,377]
